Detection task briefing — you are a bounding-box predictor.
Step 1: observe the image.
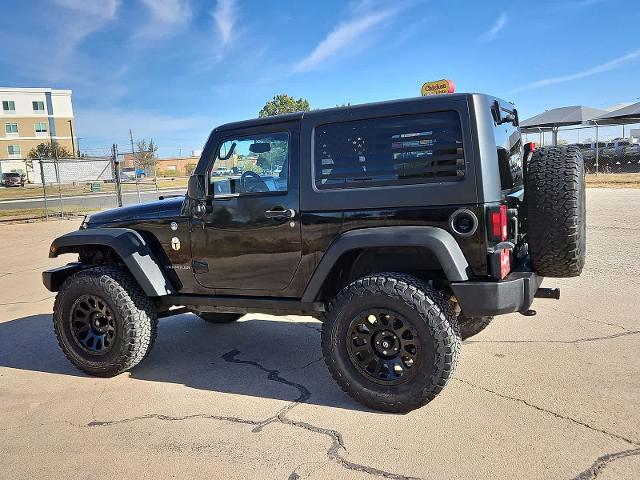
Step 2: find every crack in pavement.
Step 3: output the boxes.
[88,412,261,428]
[552,307,633,333]
[0,295,55,306]
[455,378,639,446]
[221,349,420,480]
[0,264,53,278]
[465,330,640,345]
[570,448,640,480]
[455,379,640,479]
[281,357,324,372]
[88,349,419,480]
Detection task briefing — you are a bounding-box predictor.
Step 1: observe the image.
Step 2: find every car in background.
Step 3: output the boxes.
[120,167,146,181]
[1,172,26,187]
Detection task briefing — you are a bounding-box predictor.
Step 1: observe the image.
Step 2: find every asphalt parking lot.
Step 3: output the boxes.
[1,188,639,480]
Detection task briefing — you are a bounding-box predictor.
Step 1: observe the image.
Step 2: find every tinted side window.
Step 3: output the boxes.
[210,132,289,195]
[314,111,464,190]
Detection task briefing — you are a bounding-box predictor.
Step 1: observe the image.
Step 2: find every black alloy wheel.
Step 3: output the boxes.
[347,309,419,385]
[70,294,117,354]
[322,272,461,413]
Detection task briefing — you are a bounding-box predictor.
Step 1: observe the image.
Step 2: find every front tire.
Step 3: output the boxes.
[53,266,158,377]
[322,273,461,413]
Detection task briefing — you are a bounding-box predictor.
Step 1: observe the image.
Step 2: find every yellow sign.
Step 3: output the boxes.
[421,79,455,96]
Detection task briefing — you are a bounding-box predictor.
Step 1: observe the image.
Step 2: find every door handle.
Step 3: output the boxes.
[265,208,296,219]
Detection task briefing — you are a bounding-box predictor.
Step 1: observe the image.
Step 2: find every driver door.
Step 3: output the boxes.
[189,122,302,294]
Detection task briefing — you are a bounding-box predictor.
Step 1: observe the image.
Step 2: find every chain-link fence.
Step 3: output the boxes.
[0,148,187,221]
[523,126,640,174]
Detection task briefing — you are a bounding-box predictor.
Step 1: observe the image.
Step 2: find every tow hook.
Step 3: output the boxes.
[520,288,561,316]
[535,287,561,299]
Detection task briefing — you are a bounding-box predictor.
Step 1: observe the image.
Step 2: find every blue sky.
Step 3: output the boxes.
[1,0,639,157]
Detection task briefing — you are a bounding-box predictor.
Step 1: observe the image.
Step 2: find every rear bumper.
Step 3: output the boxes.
[451,271,542,317]
[42,262,82,292]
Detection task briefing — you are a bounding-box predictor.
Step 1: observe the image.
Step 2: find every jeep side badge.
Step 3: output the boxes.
[171,237,181,251]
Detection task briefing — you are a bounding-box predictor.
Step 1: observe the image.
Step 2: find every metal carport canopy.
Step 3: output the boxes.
[520,105,608,132]
[590,102,640,125]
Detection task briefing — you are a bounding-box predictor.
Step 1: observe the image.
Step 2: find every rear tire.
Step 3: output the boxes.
[525,145,586,277]
[197,312,243,324]
[53,266,158,377]
[322,272,461,413]
[458,314,493,340]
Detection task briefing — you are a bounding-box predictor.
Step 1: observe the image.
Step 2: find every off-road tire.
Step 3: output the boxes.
[53,266,158,377]
[457,314,493,340]
[197,312,243,324]
[322,272,461,413]
[525,145,586,277]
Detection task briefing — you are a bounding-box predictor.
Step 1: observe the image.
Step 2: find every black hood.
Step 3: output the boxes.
[87,196,185,227]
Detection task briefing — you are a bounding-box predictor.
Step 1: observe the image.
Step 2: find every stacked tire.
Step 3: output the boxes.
[524,145,586,278]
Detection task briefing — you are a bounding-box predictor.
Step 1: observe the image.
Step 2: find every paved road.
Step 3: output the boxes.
[0,189,639,479]
[0,188,186,211]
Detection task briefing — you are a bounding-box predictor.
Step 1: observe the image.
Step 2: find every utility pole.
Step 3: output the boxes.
[112,144,123,207]
[68,120,76,157]
[129,129,135,157]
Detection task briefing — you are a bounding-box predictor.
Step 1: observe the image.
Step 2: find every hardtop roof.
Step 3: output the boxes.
[215,93,489,132]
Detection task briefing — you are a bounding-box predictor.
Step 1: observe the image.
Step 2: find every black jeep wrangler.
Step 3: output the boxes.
[43,94,585,412]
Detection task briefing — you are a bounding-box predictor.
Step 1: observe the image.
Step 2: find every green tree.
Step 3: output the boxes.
[259,94,310,118]
[28,141,72,159]
[132,139,158,171]
[237,159,263,174]
[185,162,197,175]
[256,140,288,173]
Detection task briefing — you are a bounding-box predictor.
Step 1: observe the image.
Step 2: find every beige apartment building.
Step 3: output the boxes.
[0,87,76,167]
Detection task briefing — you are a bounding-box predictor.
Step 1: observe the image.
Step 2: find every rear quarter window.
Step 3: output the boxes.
[313,111,465,190]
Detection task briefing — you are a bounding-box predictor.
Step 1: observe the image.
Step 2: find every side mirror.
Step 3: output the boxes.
[187,174,206,201]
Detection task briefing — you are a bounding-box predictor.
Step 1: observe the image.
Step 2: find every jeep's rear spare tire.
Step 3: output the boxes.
[525,145,586,277]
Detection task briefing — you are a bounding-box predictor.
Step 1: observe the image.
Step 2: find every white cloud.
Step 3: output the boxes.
[510,48,640,93]
[212,0,237,45]
[4,0,122,85]
[52,0,120,44]
[76,108,209,144]
[53,0,120,20]
[560,0,605,9]
[137,0,193,38]
[293,5,400,73]
[481,12,507,41]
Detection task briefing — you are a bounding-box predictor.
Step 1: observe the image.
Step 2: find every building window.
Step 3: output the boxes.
[5,123,18,134]
[34,122,48,133]
[313,111,465,190]
[8,145,21,157]
[2,101,16,113]
[33,101,45,112]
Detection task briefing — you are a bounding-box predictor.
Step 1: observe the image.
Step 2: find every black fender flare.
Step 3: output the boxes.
[47,228,175,296]
[301,226,470,302]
